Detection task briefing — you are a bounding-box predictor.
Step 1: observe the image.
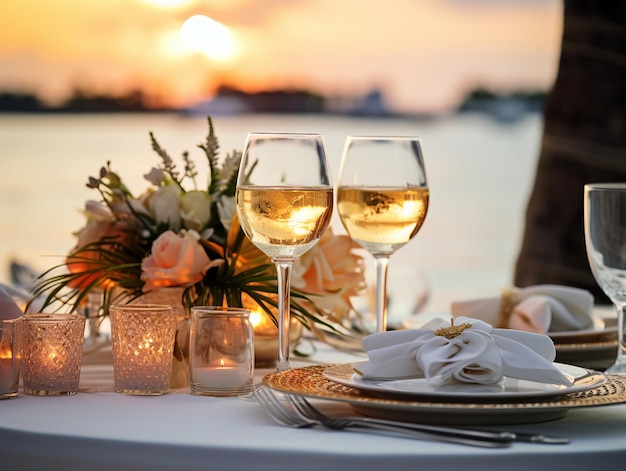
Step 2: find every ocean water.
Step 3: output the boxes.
[0,112,543,316]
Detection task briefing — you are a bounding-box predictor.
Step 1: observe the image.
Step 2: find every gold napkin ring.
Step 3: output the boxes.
[434,322,472,340]
[497,288,519,328]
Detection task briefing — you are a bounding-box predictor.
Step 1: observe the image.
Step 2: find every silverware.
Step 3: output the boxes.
[285,391,570,445]
[253,386,511,448]
[498,431,570,444]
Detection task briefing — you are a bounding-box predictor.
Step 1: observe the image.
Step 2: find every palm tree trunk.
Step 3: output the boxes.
[514,1,626,304]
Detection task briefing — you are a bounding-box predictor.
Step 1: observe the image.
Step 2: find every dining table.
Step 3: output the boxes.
[1,335,625,471]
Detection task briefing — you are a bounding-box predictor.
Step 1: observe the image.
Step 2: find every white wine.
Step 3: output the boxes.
[236,186,333,260]
[337,186,429,255]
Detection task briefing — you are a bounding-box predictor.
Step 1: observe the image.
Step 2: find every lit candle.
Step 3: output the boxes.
[189,307,254,396]
[249,307,277,337]
[0,318,20,399]
[0,351,10,383]
[246,303,302,367]
[0,349,16,396]
[192,359,247,389]
[109,304,177,396]
[21,314,85,396]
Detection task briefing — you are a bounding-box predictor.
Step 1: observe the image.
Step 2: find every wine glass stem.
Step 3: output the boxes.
[608,303,626,374]
[374,255,390,333]
[275,260,294,372]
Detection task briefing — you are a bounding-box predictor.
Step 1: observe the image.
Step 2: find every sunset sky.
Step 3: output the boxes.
[0,0,563,112]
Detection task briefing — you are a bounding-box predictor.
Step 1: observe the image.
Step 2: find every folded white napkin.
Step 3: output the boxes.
[451,285,594,334]
[0,286,24,321]
[358,317,572,387]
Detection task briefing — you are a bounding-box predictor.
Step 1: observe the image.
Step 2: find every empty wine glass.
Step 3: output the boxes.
[337,136,429,333]
[236,133,333,371]
[584,183,626,374]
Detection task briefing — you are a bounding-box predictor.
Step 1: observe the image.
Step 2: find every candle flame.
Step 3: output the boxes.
[0,345,12,360]
[48,348,58,361]
[248,307,277,335]
[220,359,225,368]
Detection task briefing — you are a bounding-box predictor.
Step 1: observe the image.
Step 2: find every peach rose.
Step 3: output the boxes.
[141,229,223,292]
[292,228,365,314]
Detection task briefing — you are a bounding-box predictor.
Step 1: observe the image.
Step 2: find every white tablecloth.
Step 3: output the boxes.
[1,342,625,471]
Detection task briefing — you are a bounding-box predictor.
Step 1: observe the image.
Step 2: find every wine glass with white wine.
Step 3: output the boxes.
[236,133,333,371]
[584,183,626,374]
[337,136,429,333]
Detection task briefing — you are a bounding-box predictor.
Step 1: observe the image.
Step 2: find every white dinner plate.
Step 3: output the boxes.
[263,365,624,425]
[323,362,607,401]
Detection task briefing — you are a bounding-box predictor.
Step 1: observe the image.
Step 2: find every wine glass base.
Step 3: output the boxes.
[605,357,626,375]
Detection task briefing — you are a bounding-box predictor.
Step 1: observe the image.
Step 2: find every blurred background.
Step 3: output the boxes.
[0,0,563,317]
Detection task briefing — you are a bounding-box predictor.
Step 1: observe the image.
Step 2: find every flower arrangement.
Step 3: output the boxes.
[29,117,366,338]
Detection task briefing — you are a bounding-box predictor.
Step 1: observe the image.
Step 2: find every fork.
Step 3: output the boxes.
[285,392,570,445]
[253,386,511,448]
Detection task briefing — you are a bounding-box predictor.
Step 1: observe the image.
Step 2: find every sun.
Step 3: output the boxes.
[180,15,235,61]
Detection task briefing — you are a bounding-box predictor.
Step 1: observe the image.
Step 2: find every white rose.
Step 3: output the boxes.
[148,184,181,230]
[216,195,236,230]
[144,167,165,186]
[84,200,113,220]
[180,190,211,231]
[74,200,115,247]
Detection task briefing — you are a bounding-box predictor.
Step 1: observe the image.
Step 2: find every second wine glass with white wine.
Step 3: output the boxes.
[337,136,429,333]
[236,133,333,371]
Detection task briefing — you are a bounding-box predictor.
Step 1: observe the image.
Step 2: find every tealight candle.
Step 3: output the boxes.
[110,304,177,396]
[190,307,254,397]
[193,359,248,389]
[21,314,85,396]
[0,318,21,400]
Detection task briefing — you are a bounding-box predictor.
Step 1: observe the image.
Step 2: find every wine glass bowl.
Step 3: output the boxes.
[236,187,332,259]
[337,136,428,333]
[584,183,626,374]
[236,133,333,371]
[337,186,429,255]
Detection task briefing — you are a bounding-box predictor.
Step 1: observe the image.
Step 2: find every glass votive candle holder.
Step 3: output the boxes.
[22,313,85,396]
[190,307,254,397]
[0,318,22,400]
[110,304,177,396]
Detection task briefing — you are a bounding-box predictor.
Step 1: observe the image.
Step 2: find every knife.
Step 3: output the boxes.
[508,431,570,444]
[332,415,570,444]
